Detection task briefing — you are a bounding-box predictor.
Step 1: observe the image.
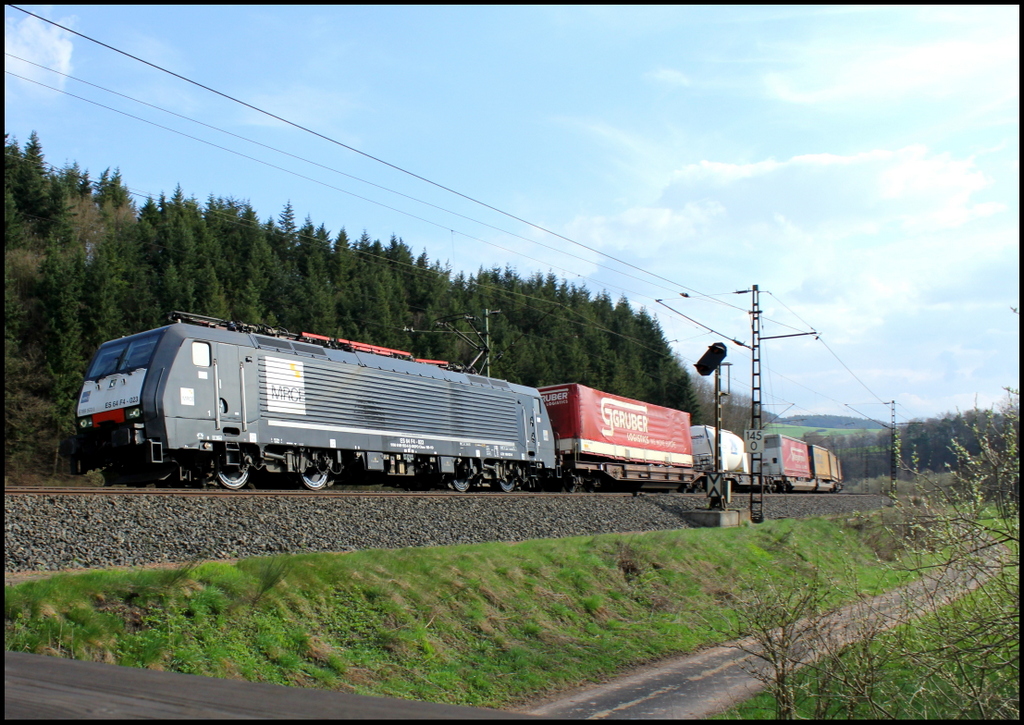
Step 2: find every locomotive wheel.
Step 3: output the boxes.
[297,468,332,491]
[450,476,472,492]
[216,466,250,490]
[495,477,516,493]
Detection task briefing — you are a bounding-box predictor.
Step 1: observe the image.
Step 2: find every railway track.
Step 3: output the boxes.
[4,486,877,498]
[5,486,643,498]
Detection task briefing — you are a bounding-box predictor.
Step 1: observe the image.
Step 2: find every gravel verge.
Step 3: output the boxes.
[4,493,892,574]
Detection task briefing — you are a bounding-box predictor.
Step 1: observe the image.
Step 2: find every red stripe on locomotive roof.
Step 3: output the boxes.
[336,338,412,358]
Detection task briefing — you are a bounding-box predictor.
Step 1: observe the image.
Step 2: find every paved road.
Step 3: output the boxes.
[5,651,530,720]
[523,641,763,719]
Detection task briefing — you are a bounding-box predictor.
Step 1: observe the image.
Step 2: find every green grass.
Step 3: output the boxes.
[5,514,912,709]
[765,424,880,438]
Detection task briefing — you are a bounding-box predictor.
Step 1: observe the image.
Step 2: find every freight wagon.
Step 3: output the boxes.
[690,425,749,473]
[538,383,696,492]
[762,433,812,486]
[762,434,840,492]
[687,428,841,493]
[808,444,843,490]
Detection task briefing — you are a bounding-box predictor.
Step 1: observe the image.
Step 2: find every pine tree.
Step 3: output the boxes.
[83,236,127,350]
[95,167,132,211]
[194,261,231,320]
[10,132,56,241]
[37,239,86,438]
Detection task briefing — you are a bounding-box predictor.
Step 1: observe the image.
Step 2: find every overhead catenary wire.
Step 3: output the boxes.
[18,189,853,425]
[653,299,748,348]
[764,289,888,406]
[173,193,891,424]
[6,47,804,337]
[7,11,893,424]
[8,5,750,313]
[5,64,761,370]
[15,177,696,393]
[7,62,740,345]
[5,52,703,303]
[7,69,641,303]
[844,403,898,431]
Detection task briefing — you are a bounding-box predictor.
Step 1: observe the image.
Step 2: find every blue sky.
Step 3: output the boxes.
[5,5,1019,425]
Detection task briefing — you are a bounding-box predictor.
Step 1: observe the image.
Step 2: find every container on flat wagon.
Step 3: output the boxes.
[763,434,811,478]
[690,425,750,473]
[809,444,839,482]
[538,384,692,466]
[831,451,842,483]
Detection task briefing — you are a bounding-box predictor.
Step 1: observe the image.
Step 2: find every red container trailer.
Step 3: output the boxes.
[763,434,812,479]
[538,384,693,467]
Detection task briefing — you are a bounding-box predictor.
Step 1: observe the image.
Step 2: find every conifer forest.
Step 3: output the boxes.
[5,133,700,479]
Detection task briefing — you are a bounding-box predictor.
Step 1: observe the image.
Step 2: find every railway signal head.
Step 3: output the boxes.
[694,342,728,376]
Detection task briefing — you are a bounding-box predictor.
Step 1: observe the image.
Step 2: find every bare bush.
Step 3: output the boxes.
[727,390,1018,719]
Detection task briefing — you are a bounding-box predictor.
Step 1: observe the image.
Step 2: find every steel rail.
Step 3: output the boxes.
[3,486,646,498]
[3,486,877,498]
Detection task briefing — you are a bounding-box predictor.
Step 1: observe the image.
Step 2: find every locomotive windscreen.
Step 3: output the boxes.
[85,331,162,380]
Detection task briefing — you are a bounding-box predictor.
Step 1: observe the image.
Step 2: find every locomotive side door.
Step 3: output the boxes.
[212,343,243,432]
[526,397,539,457]
[175,339,217,422]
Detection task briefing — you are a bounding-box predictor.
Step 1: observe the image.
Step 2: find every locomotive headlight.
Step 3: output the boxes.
[78,416,93,429]
[125,406,142,420]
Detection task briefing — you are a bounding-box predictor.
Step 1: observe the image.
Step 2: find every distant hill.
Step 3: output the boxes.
[776,415,885,430]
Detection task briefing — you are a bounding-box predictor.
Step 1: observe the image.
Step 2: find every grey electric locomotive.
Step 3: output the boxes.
[60,313,558,491]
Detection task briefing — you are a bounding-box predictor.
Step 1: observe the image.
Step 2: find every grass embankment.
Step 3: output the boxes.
[5,515,908,710]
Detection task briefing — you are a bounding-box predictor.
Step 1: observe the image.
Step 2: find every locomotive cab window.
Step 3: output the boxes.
[85,332,161,380]
[123,335,159,371]
[191,341,211,367]
[86,344,127,380]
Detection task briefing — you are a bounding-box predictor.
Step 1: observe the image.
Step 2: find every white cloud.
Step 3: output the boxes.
[563,201,725,258]
[646,68,691,87]
[554,145,1015,359]
[4,11,76,92]
[763,28,1019,107]
[662,145,1006,236]
[876,146,1005,231]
